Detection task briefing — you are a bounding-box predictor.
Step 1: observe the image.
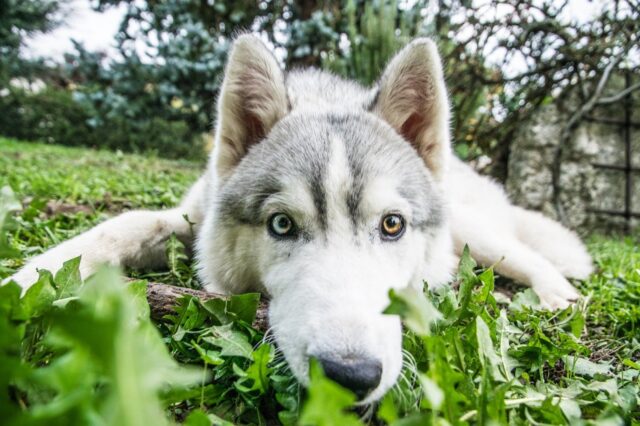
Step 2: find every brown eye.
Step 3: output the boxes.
[380,214,405,240]
[268,213,296,238]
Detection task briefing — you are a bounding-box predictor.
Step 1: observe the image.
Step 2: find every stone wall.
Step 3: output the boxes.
[504,75,639,233]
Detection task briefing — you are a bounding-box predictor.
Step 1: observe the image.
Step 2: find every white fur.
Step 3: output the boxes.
[6,35,593,402]
[448,157,591,309]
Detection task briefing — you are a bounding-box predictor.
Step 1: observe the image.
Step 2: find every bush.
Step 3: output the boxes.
[0,87,93,145]
[0,87,204,159]
[89,116,200,160]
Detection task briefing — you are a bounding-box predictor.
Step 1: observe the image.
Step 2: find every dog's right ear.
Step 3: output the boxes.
[372,39,451,180]
[213,34,288,178]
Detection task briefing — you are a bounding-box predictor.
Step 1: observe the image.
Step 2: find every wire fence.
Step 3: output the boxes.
[587,72,639,233]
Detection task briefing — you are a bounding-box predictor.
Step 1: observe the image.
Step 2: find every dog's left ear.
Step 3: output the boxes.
[213,34,289,178]
[372,39,450,179]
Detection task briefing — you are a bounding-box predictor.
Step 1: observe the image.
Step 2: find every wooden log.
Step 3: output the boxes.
[144,282,269,331]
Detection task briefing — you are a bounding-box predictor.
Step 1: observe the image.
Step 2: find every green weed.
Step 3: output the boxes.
[0,138,638,425]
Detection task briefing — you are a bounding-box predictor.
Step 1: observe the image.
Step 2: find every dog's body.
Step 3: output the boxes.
[7,36,593,402]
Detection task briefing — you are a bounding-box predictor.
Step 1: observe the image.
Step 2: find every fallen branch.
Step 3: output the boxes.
[144,281,269,331]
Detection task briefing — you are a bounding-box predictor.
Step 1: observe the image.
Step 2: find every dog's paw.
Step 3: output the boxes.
[533,277,580,310]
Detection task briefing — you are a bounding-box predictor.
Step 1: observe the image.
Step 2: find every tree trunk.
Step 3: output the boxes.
[144,282,269,331]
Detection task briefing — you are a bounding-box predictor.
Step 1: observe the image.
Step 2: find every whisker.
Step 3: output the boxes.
[255,327,277,349]
[390,382,409,407]
[401,349,418,369]
[389,350,421,410]
[356,402,377,423]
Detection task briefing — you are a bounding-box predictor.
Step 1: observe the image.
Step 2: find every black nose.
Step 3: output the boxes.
[318,356,382,400]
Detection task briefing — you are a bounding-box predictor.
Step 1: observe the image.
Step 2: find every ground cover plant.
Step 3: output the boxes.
[1,137,638,425]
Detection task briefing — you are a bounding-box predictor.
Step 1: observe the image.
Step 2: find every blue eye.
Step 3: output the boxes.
[380,214,405,240]
[268,213,296,237]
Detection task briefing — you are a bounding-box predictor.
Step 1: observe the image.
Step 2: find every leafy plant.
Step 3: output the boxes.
[0,259,200,425]
[1,140,639,424]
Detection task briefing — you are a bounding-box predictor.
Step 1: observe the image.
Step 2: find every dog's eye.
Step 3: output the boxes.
[268,213,296,237]
[380,214,405,240]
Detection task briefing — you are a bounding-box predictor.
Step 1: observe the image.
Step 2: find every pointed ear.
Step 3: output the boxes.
[213,34,288,178]
[372,39,451,179]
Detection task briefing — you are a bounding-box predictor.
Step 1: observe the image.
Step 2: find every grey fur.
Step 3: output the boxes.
[217,71,443,240]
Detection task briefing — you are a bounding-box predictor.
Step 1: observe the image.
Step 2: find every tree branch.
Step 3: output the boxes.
[144,282,269,332]
[597,81,640,105]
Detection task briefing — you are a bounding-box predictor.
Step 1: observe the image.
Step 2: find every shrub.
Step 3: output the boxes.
[0,87,204,159]
[0,87,94,146]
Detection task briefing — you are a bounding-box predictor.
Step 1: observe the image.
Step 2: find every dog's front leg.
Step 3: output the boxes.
[6,178,205,290]
[452,230,580,309]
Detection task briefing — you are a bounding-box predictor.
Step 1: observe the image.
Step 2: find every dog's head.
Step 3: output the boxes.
[197,35,455,403]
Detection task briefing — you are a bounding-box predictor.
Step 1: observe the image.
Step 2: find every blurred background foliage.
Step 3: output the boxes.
[0,0,638,175]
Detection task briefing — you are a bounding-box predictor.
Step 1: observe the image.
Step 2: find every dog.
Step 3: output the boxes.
[6,35,593,403]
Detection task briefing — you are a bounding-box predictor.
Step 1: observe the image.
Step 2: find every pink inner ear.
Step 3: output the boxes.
[400,111,426,148]
[391,70,434,147]
[236,66,275,149]
[242,106,266,150]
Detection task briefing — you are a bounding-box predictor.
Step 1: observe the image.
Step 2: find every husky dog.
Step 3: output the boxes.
[7,35,593,402]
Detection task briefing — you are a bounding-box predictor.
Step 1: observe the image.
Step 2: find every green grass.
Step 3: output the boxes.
[0,138,201,276]
[0,137,638,425]
[0,137,200,207]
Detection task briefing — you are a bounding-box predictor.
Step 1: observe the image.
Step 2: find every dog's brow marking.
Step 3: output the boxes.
[325,113,365,231]
[325,134,352,232]
[219,176,282,226]
[307,135,328,231]
[346,154,364,231]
